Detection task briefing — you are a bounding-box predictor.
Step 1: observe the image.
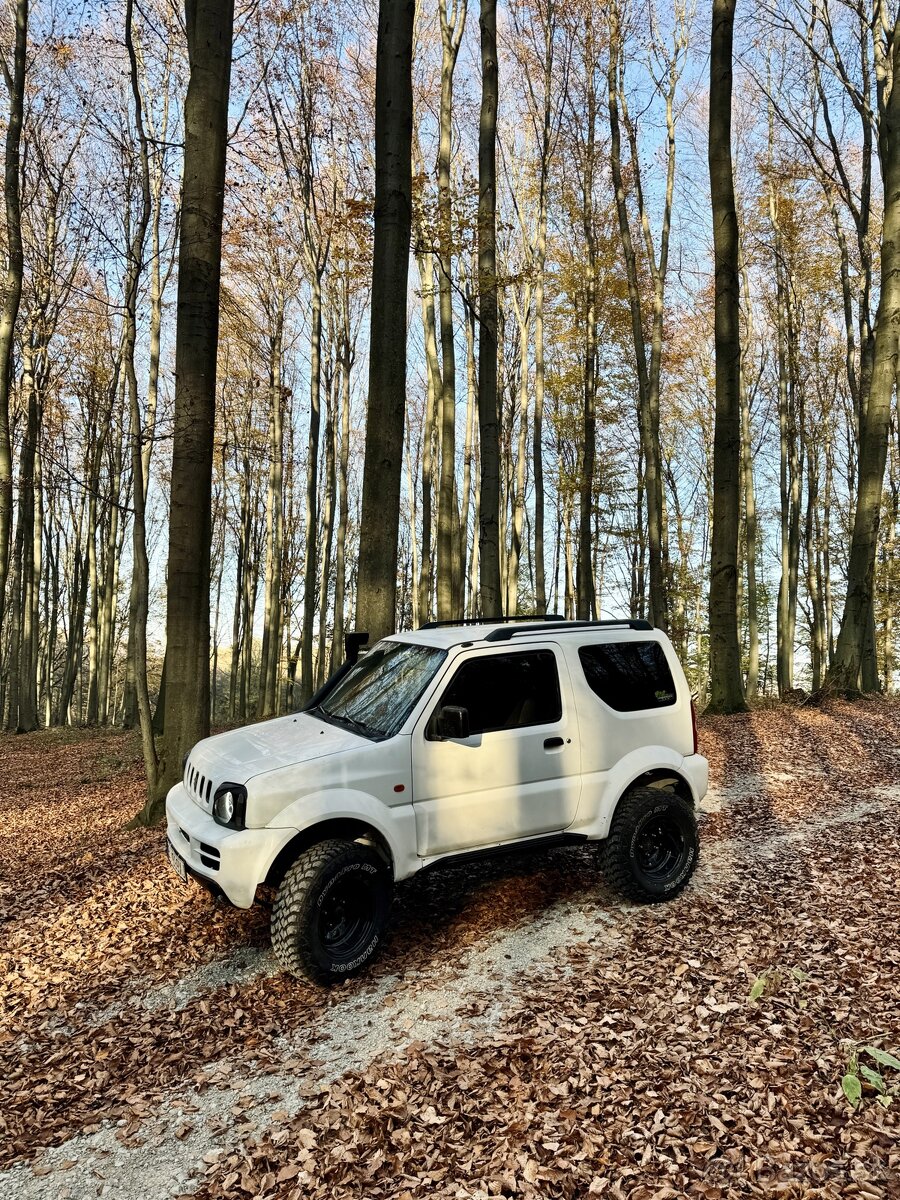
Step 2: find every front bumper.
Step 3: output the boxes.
[165,783,290,908]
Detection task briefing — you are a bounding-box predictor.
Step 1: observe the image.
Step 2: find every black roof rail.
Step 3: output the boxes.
[484,618,654,642]
[418,613,565,630]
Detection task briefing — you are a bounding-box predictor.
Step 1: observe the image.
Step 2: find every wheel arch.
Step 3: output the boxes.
[264,819,395,889]
[624,767,695,808]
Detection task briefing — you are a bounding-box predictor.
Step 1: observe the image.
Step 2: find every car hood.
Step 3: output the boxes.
[186,711,366,789]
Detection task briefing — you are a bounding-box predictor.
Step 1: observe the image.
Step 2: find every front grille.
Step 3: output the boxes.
[184,760,215,812]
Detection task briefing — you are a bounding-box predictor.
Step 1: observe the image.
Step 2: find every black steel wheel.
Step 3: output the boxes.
[603,787,698,903]
[272,839,392,983]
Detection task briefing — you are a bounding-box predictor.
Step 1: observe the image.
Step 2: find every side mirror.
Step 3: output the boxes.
[438,705,470,740]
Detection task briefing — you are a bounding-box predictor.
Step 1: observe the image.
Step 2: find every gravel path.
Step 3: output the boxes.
[2,776,897,1200]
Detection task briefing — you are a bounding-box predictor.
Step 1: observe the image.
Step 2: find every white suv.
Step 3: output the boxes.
[166,617,708,983]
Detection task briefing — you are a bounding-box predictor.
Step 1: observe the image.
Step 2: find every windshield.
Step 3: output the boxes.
[314,640,446,738]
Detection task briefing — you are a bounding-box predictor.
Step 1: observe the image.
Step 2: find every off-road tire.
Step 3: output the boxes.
[603,787,698,903]
[272,839,392,983]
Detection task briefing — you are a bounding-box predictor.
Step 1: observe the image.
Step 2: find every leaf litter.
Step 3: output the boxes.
[0,697,898,1198]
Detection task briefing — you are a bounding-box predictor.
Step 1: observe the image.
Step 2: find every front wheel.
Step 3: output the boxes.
[603,787,698,903]
[272,839,393,983]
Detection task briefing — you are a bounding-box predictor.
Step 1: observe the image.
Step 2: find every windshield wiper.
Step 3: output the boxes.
[310,704,376,739]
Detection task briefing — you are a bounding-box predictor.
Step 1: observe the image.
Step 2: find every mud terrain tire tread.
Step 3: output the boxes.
[272,839,391,983]
[603,787,698,904]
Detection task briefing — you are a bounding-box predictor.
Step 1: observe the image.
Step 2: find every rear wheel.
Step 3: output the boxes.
[272,839,392,983]
[603,787,698,903]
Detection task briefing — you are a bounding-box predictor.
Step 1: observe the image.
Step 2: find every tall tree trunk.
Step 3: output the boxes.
[123,0,161,809]
[530,3,556,617]
[0,0,27,667]
[435,0,466,620]
[883,416,898,691]
[828,14,900,694]
[44,519,59,726]
[607,0,672,631]
[739,361,759,700]
[706,0,747,713]
[123,55,172,730]
[805,433,826,693]
[417,251,439,624]
[736,234,759,699]
[259,304,285,716]
[774,247,792,694]
[333,285,353,666]
[459,267,477,616]
[577,20,598,621]
[477,0,501,614]
[58,496,89,724]
[97,440,122,725]
[357,0,415,642]
[151,0,234,814]
[317,358,337,686]
[12,342,39,732]
[300,276,323,702]
[507,282,531,614]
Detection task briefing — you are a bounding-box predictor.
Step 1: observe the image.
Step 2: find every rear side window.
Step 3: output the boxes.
[432,650,562,736]
[578,642,676,712]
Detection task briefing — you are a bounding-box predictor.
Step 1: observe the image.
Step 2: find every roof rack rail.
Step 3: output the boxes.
[418,613,565,630]
[484,618,654,642]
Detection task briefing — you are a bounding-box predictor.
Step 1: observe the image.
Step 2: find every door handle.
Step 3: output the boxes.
[543,736,564,749]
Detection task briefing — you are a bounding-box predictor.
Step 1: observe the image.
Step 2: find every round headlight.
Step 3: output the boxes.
[214,789,234,823]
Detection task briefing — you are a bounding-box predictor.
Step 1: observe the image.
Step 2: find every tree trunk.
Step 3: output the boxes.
[507,282,531,614]
[459,267,477,616]
[417,251,439,624]
[317,358,337,687]
[706,0,747,713]
[577,19,598,621]
[121,0,161,811]
[151,0,234,815]
[0,0,27,667]
[259,304,285,716]
[12,341,39,732]
[739,360,759,700]
[333,283,353,666]
[607,0,671,631]
[435,0,466,620]
[477,0,501,615]
[300,278,323,702]
[827,16,900,694]
[357,0,415,642]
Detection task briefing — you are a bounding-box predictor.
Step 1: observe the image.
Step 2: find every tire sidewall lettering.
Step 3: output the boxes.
[329,934,379,973]
[626,799,696,894]
[315,859,378,910]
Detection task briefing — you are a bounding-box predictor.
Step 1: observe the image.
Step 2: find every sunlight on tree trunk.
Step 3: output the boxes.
[150,0,235,817]
[357,0,415,642]
[707,0,747,714]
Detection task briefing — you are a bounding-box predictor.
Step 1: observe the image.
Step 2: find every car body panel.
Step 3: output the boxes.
[164,622,709,904]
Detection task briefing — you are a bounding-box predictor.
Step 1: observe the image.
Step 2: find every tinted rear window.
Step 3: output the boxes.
[578,642,677,712]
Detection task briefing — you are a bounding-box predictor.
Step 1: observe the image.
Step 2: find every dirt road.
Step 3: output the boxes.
[1,699,898,1199]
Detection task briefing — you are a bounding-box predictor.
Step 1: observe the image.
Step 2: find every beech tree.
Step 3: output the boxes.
[478,0,501,614]
[0,0,28,669]
[149,0,235,815]
[827,7,900,694]
[707,0,747,713]
[0,0,899,778]
[357,0,415,642]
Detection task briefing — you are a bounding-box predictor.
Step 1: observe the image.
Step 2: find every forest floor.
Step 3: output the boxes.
[0,699,899,1200]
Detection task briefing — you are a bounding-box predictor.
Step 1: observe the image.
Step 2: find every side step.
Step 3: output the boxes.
[420,831,590,873]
